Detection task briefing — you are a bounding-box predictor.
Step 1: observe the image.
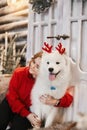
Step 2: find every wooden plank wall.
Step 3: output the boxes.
[0,0,29,72]
[0,0,28,56]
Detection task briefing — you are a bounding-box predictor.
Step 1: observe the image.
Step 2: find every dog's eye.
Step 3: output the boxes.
[47,62,49,64]
[56,62,60,64]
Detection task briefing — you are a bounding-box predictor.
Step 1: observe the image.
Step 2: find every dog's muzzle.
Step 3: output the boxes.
[49,68,54,73]
[48,68,60,81]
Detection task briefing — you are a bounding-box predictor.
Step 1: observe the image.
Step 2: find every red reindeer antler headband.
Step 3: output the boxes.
[42,42,53,53]
[55,43,65,55]
[42,42,65,55]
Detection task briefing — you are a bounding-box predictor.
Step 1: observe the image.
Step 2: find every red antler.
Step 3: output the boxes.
[42,42,53,53]
[55,43,65,54]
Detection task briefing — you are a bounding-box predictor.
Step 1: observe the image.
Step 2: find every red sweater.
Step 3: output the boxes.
[6,67,73,117]
[6,67,35,117]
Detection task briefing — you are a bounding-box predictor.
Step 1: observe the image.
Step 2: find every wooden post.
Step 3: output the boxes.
[0,46,4,73]
[13,40,16,69]
[5,32,8,62]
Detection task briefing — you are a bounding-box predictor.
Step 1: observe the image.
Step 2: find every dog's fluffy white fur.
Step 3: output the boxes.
[30,51,75,128]
[76,113,87,129]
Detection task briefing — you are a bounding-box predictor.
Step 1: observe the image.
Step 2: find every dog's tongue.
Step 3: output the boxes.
[49,74,56,81]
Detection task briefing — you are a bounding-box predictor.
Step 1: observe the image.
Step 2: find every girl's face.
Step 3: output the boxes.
[29,57,41,78]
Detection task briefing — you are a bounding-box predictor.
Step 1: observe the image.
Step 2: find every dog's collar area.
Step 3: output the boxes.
[50,86,56,90]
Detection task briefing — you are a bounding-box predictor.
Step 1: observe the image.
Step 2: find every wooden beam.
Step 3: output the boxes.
[0,9,28,24]
[0,0,7,7]
[0,31,27,39]
[0,16,27,24]
[0,19,28,32]
[10,8,29,16]
[0,41,26,46]
[16,41,27,46]
[0,1,28,16]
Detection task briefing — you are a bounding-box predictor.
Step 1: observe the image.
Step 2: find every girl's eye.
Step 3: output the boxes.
[56,62,60,64]
[36,65,39,69]
[47,61,49,64]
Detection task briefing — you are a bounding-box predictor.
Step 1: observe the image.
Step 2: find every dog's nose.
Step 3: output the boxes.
[48,68,54,72]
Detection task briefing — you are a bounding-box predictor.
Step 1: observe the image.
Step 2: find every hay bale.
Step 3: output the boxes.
[0,74,11,103]
[0,74,11,93]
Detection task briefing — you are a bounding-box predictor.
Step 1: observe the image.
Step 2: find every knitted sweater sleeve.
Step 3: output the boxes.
[57,92,73,107]
[55,86,74,107]
[6,70,30,117]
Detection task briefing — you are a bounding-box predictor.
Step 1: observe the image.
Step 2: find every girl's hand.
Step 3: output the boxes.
[39,94,59,106]
[27,113,41,128]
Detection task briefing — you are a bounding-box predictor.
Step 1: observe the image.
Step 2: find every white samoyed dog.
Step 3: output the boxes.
[30,43,77,128]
